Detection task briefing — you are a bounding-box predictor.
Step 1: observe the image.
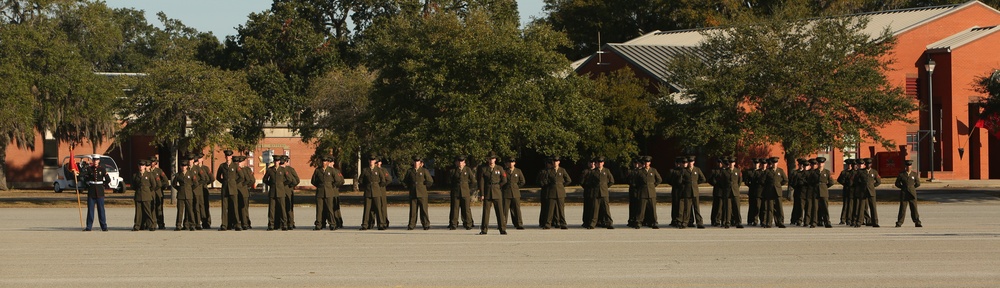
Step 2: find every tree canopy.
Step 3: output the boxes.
[359,1,601,163]
[120,59,257,153]
[661,3,917,163]
[300,65,376,172]
[0,0,124,189]
[577,70,659,161]
[226,0,344,146]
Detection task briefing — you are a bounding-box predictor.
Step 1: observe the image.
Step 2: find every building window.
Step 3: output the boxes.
[907,133,918,152]
[43,130,58,167]
[843,136,858,159]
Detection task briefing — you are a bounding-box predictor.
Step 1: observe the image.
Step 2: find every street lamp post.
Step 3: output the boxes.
[925,57,936,182]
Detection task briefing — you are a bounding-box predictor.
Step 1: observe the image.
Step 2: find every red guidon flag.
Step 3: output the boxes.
[979,112,1000,139]
[69,148,78,174]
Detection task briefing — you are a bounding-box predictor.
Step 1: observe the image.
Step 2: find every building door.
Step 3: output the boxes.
[907,132,920,177]
[991,133,1000,179]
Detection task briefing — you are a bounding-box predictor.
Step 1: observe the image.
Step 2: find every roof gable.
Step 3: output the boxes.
[927,25,1000,51]
[855,4,961,37]
[604,44,706,89]
[611,3,965,47]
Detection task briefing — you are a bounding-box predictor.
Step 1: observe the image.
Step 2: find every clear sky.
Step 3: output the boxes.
[102,0,547,39]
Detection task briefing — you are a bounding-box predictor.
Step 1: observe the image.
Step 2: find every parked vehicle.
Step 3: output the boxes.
[54,154,125,194]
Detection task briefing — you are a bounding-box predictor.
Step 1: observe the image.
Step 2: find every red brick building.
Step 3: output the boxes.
[3,125,322,189]
[575,1,1000,179]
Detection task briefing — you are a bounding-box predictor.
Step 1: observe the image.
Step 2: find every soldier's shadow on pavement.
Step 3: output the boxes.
[887,232,1000,237]
[24,227,87,231]
[25,226,152,232]
[25,227,107,231]
[911,188,1000,203]
[328,225,495,235]
[821,189,1000,204]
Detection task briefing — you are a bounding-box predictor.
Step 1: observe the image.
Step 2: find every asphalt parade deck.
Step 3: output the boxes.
[0,199,998,287]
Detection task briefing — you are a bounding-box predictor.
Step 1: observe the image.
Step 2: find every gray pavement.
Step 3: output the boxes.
[918,179,1000,188]
[2,199,1000,287]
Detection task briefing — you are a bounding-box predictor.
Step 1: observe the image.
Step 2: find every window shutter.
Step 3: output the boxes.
[905,74,919,97]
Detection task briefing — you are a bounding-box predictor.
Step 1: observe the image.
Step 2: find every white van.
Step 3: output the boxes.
[54,154,126,194]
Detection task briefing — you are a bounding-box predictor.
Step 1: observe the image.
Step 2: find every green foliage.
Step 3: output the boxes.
[0,60,36,150]
[0,0,55,24]
[227,0,342,144]
[0,1,121,146]
[39,2,124,143]
[0,0,127,189]
[975,69,1000,135]
[977,70,1000,110]
[121,59,258,152]
[360,3,600,163]
[543,0,679,60]
[100,9,226,73]
[657,41,757,156]
[271,0,394,42]
[52,0,123,68]
[662,4,916,160]
[577,70,658,162]
[99,7,155,72]
[301,66,376,173]
[99,8,257,153]
[148,12,219,63]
